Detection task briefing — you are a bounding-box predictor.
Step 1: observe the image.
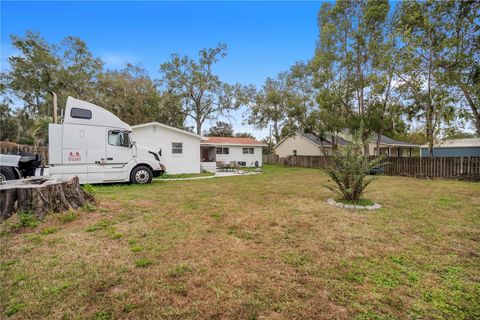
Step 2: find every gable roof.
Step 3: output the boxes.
[298,132,330,147]
[371,134,419,147]
[274,131,418,149]
[274,132,348,150]
[421,138,480,148]
[201,137,267,147]
[131,122,202,139]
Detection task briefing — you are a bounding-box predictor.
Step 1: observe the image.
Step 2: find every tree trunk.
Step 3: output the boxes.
[331,133,337,151]
[376,131,382,156]
[0,176,94,221]
[377,67,394,156]
[273,120,280,144]
[196,117,202,135]
[458,83,480,136]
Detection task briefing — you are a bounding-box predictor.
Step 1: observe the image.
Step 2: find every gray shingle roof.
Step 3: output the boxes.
[298,132,332,147]
[295,131,418,148]
[297,132,349,147]
[371,133,419,147]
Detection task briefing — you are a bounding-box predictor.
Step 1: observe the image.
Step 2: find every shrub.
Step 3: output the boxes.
[324,127,384,202]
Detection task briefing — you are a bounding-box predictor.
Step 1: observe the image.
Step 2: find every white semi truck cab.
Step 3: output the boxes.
[45,97,165,184]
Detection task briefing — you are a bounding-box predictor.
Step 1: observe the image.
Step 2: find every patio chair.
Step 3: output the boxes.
[229,161,240,173]
[216,161,223,171]
[218,161,229,172]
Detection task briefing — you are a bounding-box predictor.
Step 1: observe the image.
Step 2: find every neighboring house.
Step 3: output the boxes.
[200,137,267,171]
[367,134,420,157]
[275,131,419,157]
[420,138,480,157]
[274,132,347,157]
[131,122,202,174]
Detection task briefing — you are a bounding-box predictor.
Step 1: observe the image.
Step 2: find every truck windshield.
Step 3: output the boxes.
[108,130,131,148]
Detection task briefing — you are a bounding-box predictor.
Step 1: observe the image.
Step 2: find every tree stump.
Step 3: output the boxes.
[0,176,94,221]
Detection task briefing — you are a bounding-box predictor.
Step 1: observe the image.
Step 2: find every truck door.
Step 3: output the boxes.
[104,129,134,181]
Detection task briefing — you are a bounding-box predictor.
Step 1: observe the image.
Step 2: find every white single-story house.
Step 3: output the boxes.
[274,132,346,157]
[275,131,419,157]
[420,138,480,157]
[200,137,267,171]
[131,122,202,174]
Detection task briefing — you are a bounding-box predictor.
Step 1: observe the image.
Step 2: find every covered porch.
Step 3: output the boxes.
[201,146,217,162]
[200,146,217,172]
[375,145,419,157]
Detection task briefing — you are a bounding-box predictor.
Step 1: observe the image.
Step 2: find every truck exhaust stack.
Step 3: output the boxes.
[50,91,57,124]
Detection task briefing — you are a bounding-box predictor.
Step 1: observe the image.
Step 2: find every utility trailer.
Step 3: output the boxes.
[0,96,165,184]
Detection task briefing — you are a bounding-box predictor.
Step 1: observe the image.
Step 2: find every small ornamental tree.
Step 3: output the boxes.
[324,128,384,202]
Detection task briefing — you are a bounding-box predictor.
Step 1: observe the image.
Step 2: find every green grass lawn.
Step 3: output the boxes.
[1,165,479,319]
[158,172,215,179]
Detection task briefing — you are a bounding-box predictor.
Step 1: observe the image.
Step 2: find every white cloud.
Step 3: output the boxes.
[99,51,138,70]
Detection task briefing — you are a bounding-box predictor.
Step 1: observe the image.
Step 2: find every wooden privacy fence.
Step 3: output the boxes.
[263,154,480,179]
[0,141,48,164]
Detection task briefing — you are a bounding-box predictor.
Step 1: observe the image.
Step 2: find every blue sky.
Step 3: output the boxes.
[1,1,322,137]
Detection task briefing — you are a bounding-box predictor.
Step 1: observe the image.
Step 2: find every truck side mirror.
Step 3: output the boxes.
[159,149,162,157]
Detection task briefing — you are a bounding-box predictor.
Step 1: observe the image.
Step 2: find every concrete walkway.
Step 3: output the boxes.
[156,170,261,181]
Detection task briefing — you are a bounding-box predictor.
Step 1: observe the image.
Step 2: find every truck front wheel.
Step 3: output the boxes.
[130,166,153,184]
[0,167,18,182]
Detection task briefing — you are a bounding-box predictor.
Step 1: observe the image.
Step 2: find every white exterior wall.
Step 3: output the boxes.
[132,125,201,174]
[274,133,326,157]
[213,146,264,167]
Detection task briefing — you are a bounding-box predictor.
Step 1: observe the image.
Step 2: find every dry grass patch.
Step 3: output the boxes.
[1,165,479,319]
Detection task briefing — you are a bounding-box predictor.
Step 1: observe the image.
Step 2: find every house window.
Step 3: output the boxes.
[293,150,297,156]
[216,147,229,154]
[172,142,183,154]
[108,130,130,148]
[71,107,92,119]
[242,147,254,154]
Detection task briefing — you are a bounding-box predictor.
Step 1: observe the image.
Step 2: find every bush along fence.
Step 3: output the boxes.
[0,141,48,164]
[263,154,480,179]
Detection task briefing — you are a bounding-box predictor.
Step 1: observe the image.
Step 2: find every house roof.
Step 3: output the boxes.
[298,132,332,147]
[274,131,418,150]
[370,134,419,147]
[201,137,267,147]
[274,132,348,150]
[322,134,349,146]
[131,122,202,139]
[421,138,480,149]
